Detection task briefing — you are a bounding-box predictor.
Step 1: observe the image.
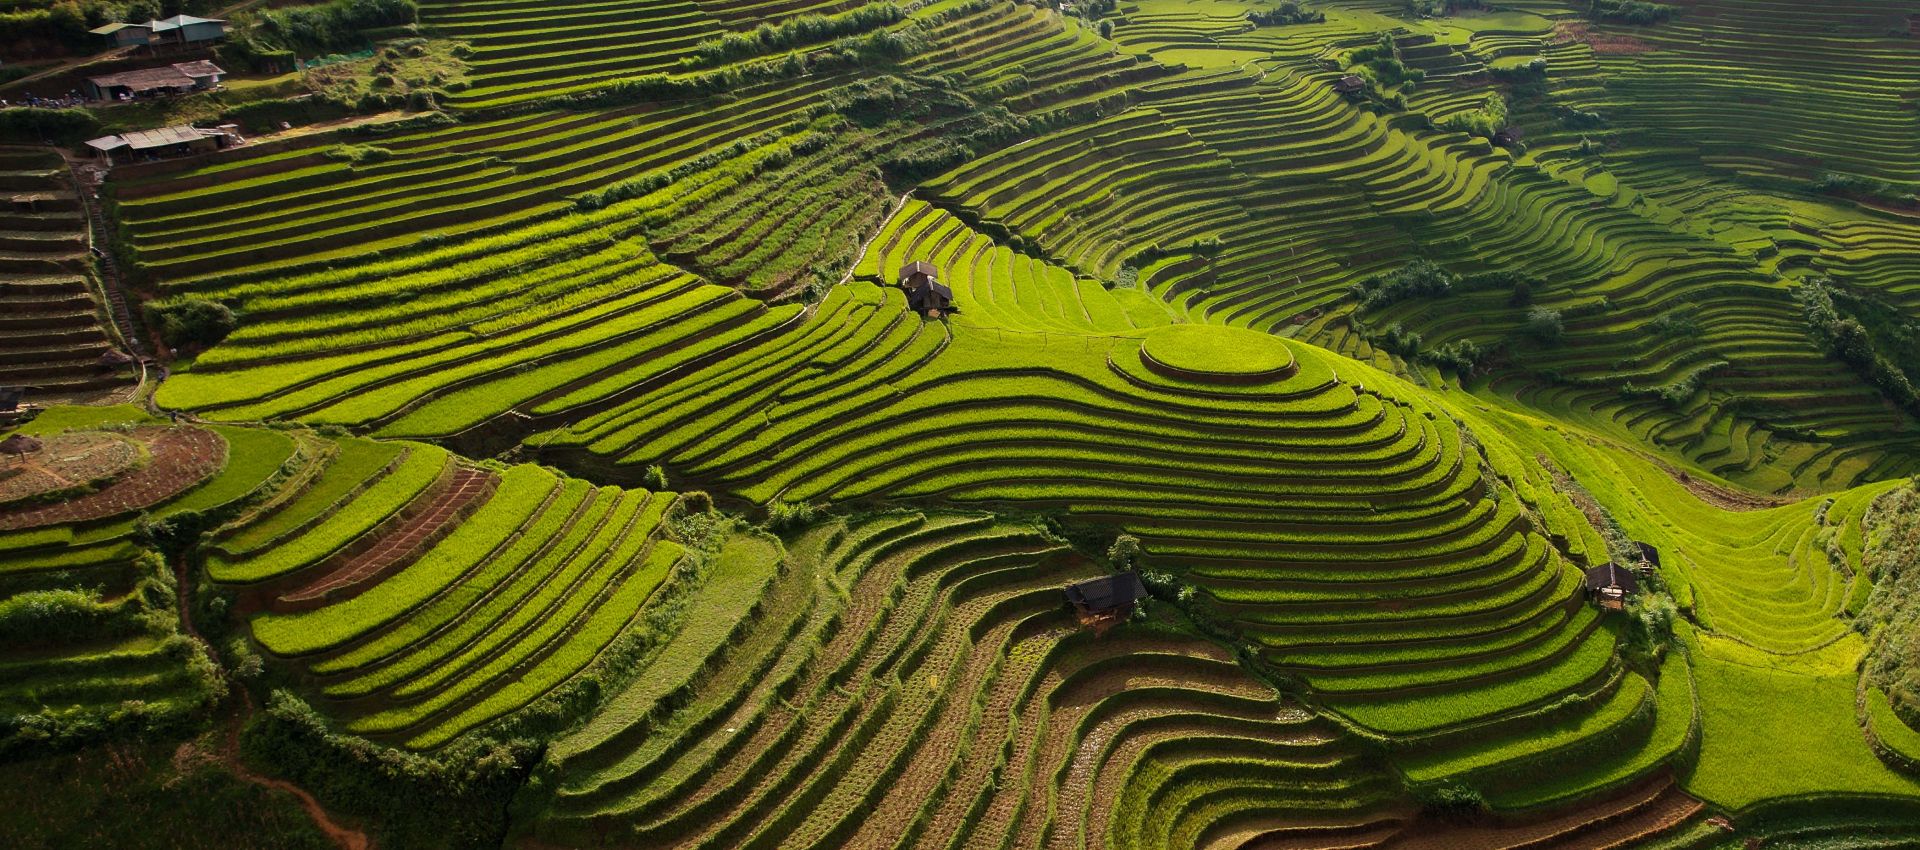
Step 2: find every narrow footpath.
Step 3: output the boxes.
[172,554,373,850]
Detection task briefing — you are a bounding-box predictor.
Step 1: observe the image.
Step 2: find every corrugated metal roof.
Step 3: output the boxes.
[86,125,223,153]
[150,14,226,31]
[87,61,223,92]
[89,22,149,34]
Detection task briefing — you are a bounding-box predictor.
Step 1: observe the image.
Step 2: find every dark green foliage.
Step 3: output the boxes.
[687,3,906,67]
[767,500,820,533]
[1620,361,1724,409]
[135,509,213,560]
[0,736,332,850]
[1348,37,1424,87]
[1441,93,1509,139]
[0,107,101,144]
[1649,306,1702,339]
[822,74,967,125]
[243,690,535,850]
[1798,280,1920,416]
[1376,322,1423,357]
[324,144,393,163]
[1590,0,1674,24]
[1861,483,1920,726]
[1098,18,1113,38]
[1351,259,1455,310]
[1555,104,1608,130]
[221,0,418,71]
[1811,172,1918,207]
[1415,781,1487,820]
[1623,590,1677,667]
[1248,1,1323,26]
[1420,338,1492,375]
[0,587,141,647]
[145,297,237,351]
[1523,306,1564,344]
[1507,279,1533,307]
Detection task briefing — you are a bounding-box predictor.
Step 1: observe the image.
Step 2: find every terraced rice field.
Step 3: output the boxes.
[5,0,1920,846]
[0,148,134,403]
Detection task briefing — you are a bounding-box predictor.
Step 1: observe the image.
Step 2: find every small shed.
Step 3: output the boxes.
[1333,75,1366,95]
[1583,563,1638,610]
[0,387,21,413]
[1634,541,1661,569]
[897,260,955,318]
[1492,126,1525,147]
[0,434,42,463]
[150,15,228,47]
[899,261,938,286]
[85,124,233,162]
[89,22,153,49]
[1064,572,1147,624]
[84,61,225,101]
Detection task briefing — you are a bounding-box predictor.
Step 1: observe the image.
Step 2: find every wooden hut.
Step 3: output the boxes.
[1064,573,1147,631]
[1633,541,1661,569]
[0,434,41,464]
[1583,563,1638,611]
[1332,75,1366,95]
[897,261,955,318]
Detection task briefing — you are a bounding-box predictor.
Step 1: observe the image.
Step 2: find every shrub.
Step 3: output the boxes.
[1590,0,1675,24]
[1508,279,1533,307]
[0,588,136,646]
[1523,306,1564,344]
[1441,93,1509,139]
[1351,259,1456,310]
[1811,172,1917,207]
[767,500,819,532]
[145,297,237,350]
[0,107,102,145]
[686,4,905,68]
[1798,279,1920,415]
[1648,307,1702,338]
[1417,782,1487,820]
[324,144,394,163]
[1248,1,1324,26]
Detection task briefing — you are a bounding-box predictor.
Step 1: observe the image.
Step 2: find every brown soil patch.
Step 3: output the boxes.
[0,432,140,506]
[1553,21,1654,54]
[278,465,496,606]
[1653,461,1789,512]
[0,426,224,530]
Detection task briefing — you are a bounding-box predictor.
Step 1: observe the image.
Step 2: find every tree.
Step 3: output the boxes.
[144,297,236,351]
[1107,533,1142,570]
[1523,306,1564,344]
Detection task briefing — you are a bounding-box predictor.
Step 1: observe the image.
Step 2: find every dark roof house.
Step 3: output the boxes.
[89,22,154,48]
[1583,563,1638,610]
[85,124,234,162]
[897,260,954,317]
[92,15,227,49]
[899,261,937,284]
[1634,541,1661,568]
[0,387,21,412]
[1333,75,1366,94]
[1492,126,1525,147]
[1064,572,1147,615]
[85,60,225,100]
[906,279,954,317]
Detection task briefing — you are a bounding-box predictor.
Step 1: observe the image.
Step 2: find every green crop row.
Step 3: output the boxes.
[248,463,555,655]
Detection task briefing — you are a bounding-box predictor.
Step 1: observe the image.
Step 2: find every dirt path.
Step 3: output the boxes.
[171,553,374,850]
[218,695,372,850]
